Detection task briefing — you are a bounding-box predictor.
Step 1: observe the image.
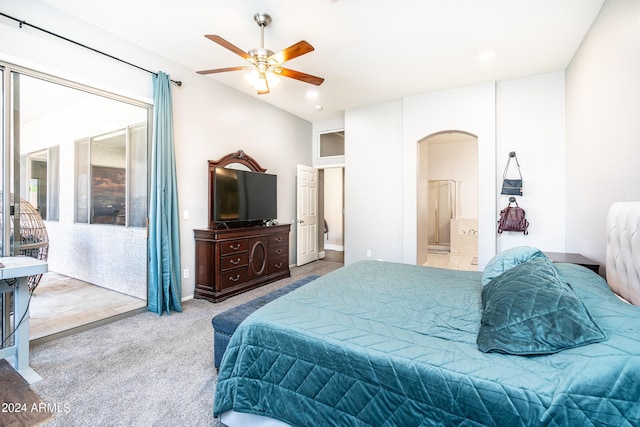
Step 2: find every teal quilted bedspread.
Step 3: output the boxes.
[214,260,640,426]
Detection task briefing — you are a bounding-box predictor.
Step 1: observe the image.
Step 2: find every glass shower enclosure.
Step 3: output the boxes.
[427,179,458,251]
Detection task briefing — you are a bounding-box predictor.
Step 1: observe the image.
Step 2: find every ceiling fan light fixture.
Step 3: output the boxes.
[245,69,280,93]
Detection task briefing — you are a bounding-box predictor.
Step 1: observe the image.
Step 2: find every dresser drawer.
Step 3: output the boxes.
[268,255,289,275]
[220,253,249,271]
[268,245,288,258]
[269,233,288,246]
[220,239,248,255]
[219,268,249,289]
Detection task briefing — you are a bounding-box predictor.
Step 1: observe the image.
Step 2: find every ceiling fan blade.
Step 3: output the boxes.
[268,41,315,64]
[197,66,251,75]
[273,67,325,86]
[204,35,252,62]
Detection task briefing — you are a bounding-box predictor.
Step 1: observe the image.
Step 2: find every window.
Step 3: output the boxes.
[75,123,147,227]
[319,131,345,158]
[23,146,60,221]
[314,129,345,167]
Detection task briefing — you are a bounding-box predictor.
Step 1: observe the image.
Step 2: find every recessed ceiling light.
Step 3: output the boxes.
[478,50,496,62]
[306,90,319,99]
[314,105,323,111]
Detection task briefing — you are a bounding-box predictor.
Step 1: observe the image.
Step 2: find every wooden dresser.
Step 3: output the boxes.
[194,224,290,302]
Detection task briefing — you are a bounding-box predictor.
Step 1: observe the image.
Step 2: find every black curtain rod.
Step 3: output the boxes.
[0,11,182,86]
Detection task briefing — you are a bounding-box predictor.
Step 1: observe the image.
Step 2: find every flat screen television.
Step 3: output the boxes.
[213,168,277,224]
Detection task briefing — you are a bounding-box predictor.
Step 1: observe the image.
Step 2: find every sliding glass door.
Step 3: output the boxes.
[1,62,152,340]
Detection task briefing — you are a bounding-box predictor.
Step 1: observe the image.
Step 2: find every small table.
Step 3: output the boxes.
[544,252,600,274]
[0,256,48,384]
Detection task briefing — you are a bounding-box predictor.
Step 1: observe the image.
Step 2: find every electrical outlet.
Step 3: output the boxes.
[367,250,372,257]
[183,269,189,279]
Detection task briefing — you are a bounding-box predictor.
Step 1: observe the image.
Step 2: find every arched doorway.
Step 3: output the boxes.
[417,131,479,270]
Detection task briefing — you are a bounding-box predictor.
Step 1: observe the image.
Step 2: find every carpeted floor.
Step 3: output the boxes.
[30,259,343,427]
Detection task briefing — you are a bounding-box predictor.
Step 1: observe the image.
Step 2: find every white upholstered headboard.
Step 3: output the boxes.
[606,202,640,305]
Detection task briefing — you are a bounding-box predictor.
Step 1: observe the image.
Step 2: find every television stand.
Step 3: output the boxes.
[193,224,290,302]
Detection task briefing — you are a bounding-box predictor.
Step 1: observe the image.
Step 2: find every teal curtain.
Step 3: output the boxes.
[148,71,182,315]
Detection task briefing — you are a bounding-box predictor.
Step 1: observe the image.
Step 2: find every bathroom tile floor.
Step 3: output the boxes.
[424,252,478,271]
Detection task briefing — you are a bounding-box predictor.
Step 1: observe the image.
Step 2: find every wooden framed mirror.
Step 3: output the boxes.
[208,150,267,227]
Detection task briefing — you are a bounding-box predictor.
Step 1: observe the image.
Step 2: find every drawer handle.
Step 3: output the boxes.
[275,249,283,255]
[229,243,241,251]
[230,258,241,265]
[229,274,240,282]
[274,262,283,269]
[274,237,283,243]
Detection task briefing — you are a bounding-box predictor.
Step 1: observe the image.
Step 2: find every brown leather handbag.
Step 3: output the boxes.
[498,197,529,235]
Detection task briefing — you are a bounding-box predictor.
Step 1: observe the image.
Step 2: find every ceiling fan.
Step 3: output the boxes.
[197,12,325,94]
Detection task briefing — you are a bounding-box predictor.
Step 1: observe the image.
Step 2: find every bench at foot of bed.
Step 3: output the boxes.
[211,275,320,369]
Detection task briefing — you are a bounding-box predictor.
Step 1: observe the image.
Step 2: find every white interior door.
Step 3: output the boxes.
[296,164,319,266]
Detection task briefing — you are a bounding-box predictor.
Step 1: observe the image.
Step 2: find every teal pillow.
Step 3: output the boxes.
[482,246,547,286]
[477,257,607,355]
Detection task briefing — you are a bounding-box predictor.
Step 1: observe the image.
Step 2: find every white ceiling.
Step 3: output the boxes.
[40,0,604,123]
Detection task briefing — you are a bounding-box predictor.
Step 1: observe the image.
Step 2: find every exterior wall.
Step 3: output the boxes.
[45,222,146,298]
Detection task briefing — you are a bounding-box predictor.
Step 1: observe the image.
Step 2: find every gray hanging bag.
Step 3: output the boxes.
[501,152,523,196]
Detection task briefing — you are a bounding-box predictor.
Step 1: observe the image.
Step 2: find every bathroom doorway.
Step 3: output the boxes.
[417,131,478,270]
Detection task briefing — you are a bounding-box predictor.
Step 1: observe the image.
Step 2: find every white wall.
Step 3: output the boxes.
[345,101,404,263]
[403,83,497,268]
[496,72,566,253]
[565,0,640,264]
[344,75,566,269]
[1,1,312,299]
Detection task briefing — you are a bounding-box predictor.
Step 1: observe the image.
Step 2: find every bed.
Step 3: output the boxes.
[213,205,640,426]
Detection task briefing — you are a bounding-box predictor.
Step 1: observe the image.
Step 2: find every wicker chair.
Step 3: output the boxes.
[16,198,49,291]
[1,197,50,291]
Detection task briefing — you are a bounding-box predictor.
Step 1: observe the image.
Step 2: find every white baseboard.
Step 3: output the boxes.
[325,244,344,251]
